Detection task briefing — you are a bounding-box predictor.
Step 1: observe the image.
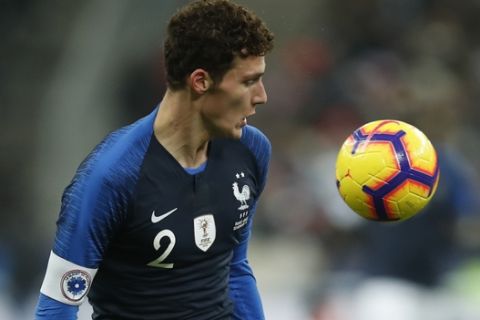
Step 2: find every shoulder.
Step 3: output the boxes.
[239,125,271,192]
[54,110,157,262]
[60,110,156,219]
[240,125,272,161]
[77,109,156,187]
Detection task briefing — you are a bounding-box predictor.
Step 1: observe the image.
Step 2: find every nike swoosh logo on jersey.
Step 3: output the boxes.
[151,208,178,223]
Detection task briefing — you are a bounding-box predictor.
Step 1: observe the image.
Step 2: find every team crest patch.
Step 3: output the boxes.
[194,214,216,252]
[61,270,91,302]
[232,172,251,210]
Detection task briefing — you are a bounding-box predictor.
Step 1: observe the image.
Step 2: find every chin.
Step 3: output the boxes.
[227,127,244,139]
[208,126,242,140]
[218,129,241,140]
[231,129,243,140]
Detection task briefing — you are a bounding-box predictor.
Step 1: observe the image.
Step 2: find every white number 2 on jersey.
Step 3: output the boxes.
[147,229,176,268]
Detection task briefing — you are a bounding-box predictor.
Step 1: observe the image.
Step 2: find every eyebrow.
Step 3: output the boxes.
[242,72,264,80]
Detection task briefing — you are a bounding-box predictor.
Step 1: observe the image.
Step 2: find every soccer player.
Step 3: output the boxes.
[34,0,274,319]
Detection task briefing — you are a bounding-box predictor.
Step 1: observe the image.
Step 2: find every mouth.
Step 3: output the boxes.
[235,117,247,129]
[236,111,255,129]
[236,115,251,129]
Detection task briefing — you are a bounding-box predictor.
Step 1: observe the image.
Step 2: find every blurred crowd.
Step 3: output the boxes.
[2,0,480,319]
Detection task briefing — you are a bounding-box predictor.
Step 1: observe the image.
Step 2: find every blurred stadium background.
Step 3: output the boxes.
[2,0,480,319]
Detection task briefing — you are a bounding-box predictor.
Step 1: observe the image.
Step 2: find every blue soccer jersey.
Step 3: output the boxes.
[35,107,271,320]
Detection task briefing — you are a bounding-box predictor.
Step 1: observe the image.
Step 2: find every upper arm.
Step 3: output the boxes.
[229,204,265,320]
[40,161,127,305]
[228,126,270,319]
[37,110,154,316]
[53,165,126,268]
[232,125,271,264]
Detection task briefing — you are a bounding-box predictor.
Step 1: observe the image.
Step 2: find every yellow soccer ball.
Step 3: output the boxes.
[335,120,440,221]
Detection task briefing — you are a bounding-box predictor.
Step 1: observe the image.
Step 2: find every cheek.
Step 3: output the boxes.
[227,90,250,110]
[209,84,250,118]
[229,95,247,109]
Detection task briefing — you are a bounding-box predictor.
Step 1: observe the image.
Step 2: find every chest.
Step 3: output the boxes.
[118,140,258,268]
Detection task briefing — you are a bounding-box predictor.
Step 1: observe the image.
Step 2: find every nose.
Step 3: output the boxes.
[252,80,268,105]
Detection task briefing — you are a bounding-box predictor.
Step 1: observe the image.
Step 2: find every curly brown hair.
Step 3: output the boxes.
[164,0,274,90]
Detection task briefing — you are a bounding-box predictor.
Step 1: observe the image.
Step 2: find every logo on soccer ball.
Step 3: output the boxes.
[61,270,91,302]
[335,120,440,221]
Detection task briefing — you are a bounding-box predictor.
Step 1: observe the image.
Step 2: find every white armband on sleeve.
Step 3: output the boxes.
[40,251,98,306]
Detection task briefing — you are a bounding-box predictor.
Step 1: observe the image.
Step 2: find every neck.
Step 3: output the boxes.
[153,89,210,168]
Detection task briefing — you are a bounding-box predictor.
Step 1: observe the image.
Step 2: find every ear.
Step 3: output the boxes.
[189,69,212,94]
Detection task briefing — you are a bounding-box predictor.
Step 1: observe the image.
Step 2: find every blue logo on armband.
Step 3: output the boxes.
[61,270,91,302]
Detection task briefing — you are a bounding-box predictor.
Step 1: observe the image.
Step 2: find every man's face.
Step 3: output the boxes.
[200,55,267,139]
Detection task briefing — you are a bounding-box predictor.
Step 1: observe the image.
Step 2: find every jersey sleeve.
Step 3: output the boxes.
[35,294,78,319]
[37,137,136,315]
[229,204,265,320]
[229,125,271,319]
[36,112,154,319]
[35,156,126,318]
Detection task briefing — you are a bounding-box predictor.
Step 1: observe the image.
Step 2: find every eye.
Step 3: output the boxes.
[244,77,261,87]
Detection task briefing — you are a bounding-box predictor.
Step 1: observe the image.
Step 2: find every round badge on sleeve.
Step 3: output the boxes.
[60,270,91,302]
